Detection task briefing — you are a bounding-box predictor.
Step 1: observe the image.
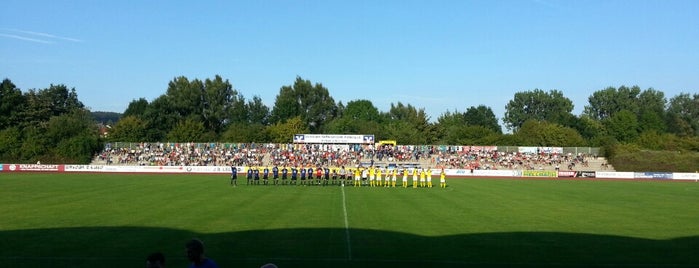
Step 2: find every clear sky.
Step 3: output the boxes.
[2,0,698,125]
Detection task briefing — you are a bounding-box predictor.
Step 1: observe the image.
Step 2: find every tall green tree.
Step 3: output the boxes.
[123,98,149,118]
[269,77,337,133]
[435,110,467,144]
[666,93,699,137]
[604,110,640,142]
[514,120,585,147]
[166,119,206,141]
[0,79,26,129]
[137,75,240,140]
[268,116,310,143]
[503,89,574,131]
[47,110,101,163]
[221,122,269,143]
[201,75,237,134]
[23,84,84,126]
[246,95,270,125]
[325,99,383,135]
[584,85,641,121]
[108,116,147,142]
[637,88,667,133]
[0,127,22,160]
[383,102,434,144]
[464,105,502,133]
[142,95,180,141]
[227,93,248,124]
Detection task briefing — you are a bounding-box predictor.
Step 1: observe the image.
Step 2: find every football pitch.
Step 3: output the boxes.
[1,173,698,268]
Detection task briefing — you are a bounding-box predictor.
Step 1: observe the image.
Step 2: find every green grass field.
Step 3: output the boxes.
[1,173,698,268]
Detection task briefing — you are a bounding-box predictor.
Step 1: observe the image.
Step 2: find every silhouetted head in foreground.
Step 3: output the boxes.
[185,238,219,268]
[146,252,165,268]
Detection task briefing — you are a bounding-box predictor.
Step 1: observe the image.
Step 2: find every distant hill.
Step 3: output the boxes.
[91,111,122,125]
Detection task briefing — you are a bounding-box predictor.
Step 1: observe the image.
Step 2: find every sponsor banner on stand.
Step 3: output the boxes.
[557,171,577,177]
[63,165,239,174]
[634,172,673,180]
[557,171,597,178]
[293,134,374,144]
[451,169,474,176]
[0,164,3,172]
[4,164,64,172]
[673,173,699,181]
[65,165,105,172]
[473,170,516,177]
[596,171,634,179]
[447,169,516,177]
[522,170,558,178]
[576,171,596,178]
[183,166,233,174]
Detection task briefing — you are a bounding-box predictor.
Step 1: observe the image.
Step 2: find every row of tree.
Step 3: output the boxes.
[1,75,698,164]
[0,79,101,163]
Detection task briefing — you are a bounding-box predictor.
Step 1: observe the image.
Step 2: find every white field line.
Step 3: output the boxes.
[341,185,352,260]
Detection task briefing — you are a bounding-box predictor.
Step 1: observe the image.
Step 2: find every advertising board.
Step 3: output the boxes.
[4,164,64,172]
[65,165,105,172]
[576,171,596,178]
[472,170,516,177]
[293,134,374,144]
[634,172,672,180]
[557,171,577,177]
[673,173,699,181]
[522,170,558,178]
[595,171,634,179]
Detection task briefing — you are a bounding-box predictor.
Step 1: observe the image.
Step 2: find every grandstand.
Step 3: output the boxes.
[91,142,613,172]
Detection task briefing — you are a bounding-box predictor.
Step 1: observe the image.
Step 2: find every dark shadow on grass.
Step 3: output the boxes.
[0,227,697,268]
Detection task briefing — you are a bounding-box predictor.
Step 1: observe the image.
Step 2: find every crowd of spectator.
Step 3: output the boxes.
[93,142,604,171]
[433,147,596,171]
[94,142,268,167]
[265,143,432,168]
[94,143,432,167]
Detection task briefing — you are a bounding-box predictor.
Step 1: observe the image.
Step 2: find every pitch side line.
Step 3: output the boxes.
[341,185,352,260]
[3,256,693,267]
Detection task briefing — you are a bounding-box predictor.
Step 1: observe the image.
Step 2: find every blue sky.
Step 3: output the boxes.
[2,0,698,125]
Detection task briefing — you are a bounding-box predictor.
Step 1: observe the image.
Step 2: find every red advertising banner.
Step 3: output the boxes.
[4,164,65,172]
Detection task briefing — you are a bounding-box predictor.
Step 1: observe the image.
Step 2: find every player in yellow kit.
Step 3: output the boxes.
[419,168,426,188]
[376,167,383,187]
[440,167,447,188]
[354,167,362,187]
[402,168,408,188]
[391,168,397,187]
[412,168,418,188]
[426,167,433,188]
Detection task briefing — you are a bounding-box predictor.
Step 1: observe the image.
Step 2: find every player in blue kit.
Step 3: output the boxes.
[263,166,270,185]
[253,167,260,185]
[291,166,298,185]
[300,166,307,185]
[272,165,280,185]
[230,165,237,187]
[323,166,331,186]
[246,166,253,185]
[281,166,288,185]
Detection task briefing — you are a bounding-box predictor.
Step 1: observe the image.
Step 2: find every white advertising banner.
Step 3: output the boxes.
[596,171,634,179]
[293,134,374,144]
[65,165,105,172]
[445,169,515,177]
[673,173,699,181]
[64,165,238,174]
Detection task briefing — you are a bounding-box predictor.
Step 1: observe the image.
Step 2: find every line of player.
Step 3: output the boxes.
[230,165,447,188]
